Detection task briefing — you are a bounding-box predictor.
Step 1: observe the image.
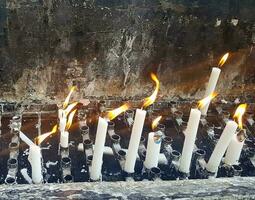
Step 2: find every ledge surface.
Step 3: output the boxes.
[0,177,255,199]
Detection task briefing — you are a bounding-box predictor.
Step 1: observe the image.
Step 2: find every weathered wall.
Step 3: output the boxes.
[0,0,255,102]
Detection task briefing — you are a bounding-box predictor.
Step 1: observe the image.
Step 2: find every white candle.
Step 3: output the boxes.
[201,67,221,115]
[124,109,146,173]
[224,134,244,165]
[144,132,162,169]
[60,131,69,148]
[59,115,66,133]
[179,109,201,173]
[206,120,238,173]
[28,144,43,184]
[90,117,108,181]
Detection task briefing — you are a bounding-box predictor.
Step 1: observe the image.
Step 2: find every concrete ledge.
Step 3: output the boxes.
[0,177,255,199]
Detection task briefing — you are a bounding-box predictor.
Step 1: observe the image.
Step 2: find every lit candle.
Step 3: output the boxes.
[28,144,43,184]
[224,104,247,165]
[179,108,201,173]
[59,109,76,148]
[201,67,221,116]
[206,120,238,173]
[124,109,146,173]
[90,117,108,181]
[125,73,159,173]
[224,131,245,165]
[201,53,229,115]
[144,131,162,169]
[60,131,69,148]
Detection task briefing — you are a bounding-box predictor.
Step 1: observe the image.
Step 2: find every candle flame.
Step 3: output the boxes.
[198,92,217,109]
[63,86,76,109]
[152,116,162,130]
[66,109,77,130]
[142,73,160,109]
[36,125,58,145]
[234,104,247,130]
[218,53,229,67]
[64,102,78,117]
[106,103,130,121]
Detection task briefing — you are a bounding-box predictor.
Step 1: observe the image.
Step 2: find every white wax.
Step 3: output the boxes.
[206,120,238,173]
[90,117,108,181]
[179,109,201,173]
[201,67,221,115]
[59,116,66,133]
[28,144,43,184]
[124,109,146,173]
[60,131,69,148]
[144,132,162,169]
[19,131,35,147]
[224,135,244,165]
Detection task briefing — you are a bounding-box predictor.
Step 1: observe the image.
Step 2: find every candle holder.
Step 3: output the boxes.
[138,136,146,161]
[83,139,93,166]
[5,158,18,184]
[124,110,134,127]
[116,149,126,170]
[162,136,173,161]
[148,167,161,181]
[107,121,115,137]
[168,150,181,180]
[9,142,19,159]
[219,164,242,177]
[61,156,73,183]
[193,149,207,179]
[80,125,90,142]
[173,110,183,127]
[10,115,22,132]
[110,134,121,154]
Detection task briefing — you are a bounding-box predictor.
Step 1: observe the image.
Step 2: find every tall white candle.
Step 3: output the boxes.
[206,120,238,173]
[59,115,66,133]
[224,134,244,165]
[201,67,221,115]
[144,132,162,169]
[90,117,108,181]
[124,109,146,173]
[179,109,201,173]
[60,131,69,148]
[28,144,43,184]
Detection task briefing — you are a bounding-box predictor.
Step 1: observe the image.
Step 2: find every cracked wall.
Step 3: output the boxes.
[0,0,255,103]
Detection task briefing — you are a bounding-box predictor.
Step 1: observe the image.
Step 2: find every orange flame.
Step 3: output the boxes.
[63,86,76,109]
[142,73,160,109]
[107,103,129,121]
[36,125,58,145]
[198,92,217,109]
[64,102,78,117]
[152,116,162,130]
[65,109,77,130]
[218,53,229,67]
[234,104,247,130]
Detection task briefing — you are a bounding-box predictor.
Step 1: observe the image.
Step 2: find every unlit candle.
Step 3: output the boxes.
[90,117,108,181]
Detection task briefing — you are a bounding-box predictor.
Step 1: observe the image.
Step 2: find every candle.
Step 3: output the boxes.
[144,132,162,169]
[224,132,245,165]
[201,67,221,115]
[60,131,69,148]
[28,144,43,184]
[206,120,238,173]
[124,109,146,173]
[90,117,108,181]
[179,108,201,173]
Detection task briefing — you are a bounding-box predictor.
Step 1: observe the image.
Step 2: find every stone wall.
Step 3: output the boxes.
[0,0,254,103]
